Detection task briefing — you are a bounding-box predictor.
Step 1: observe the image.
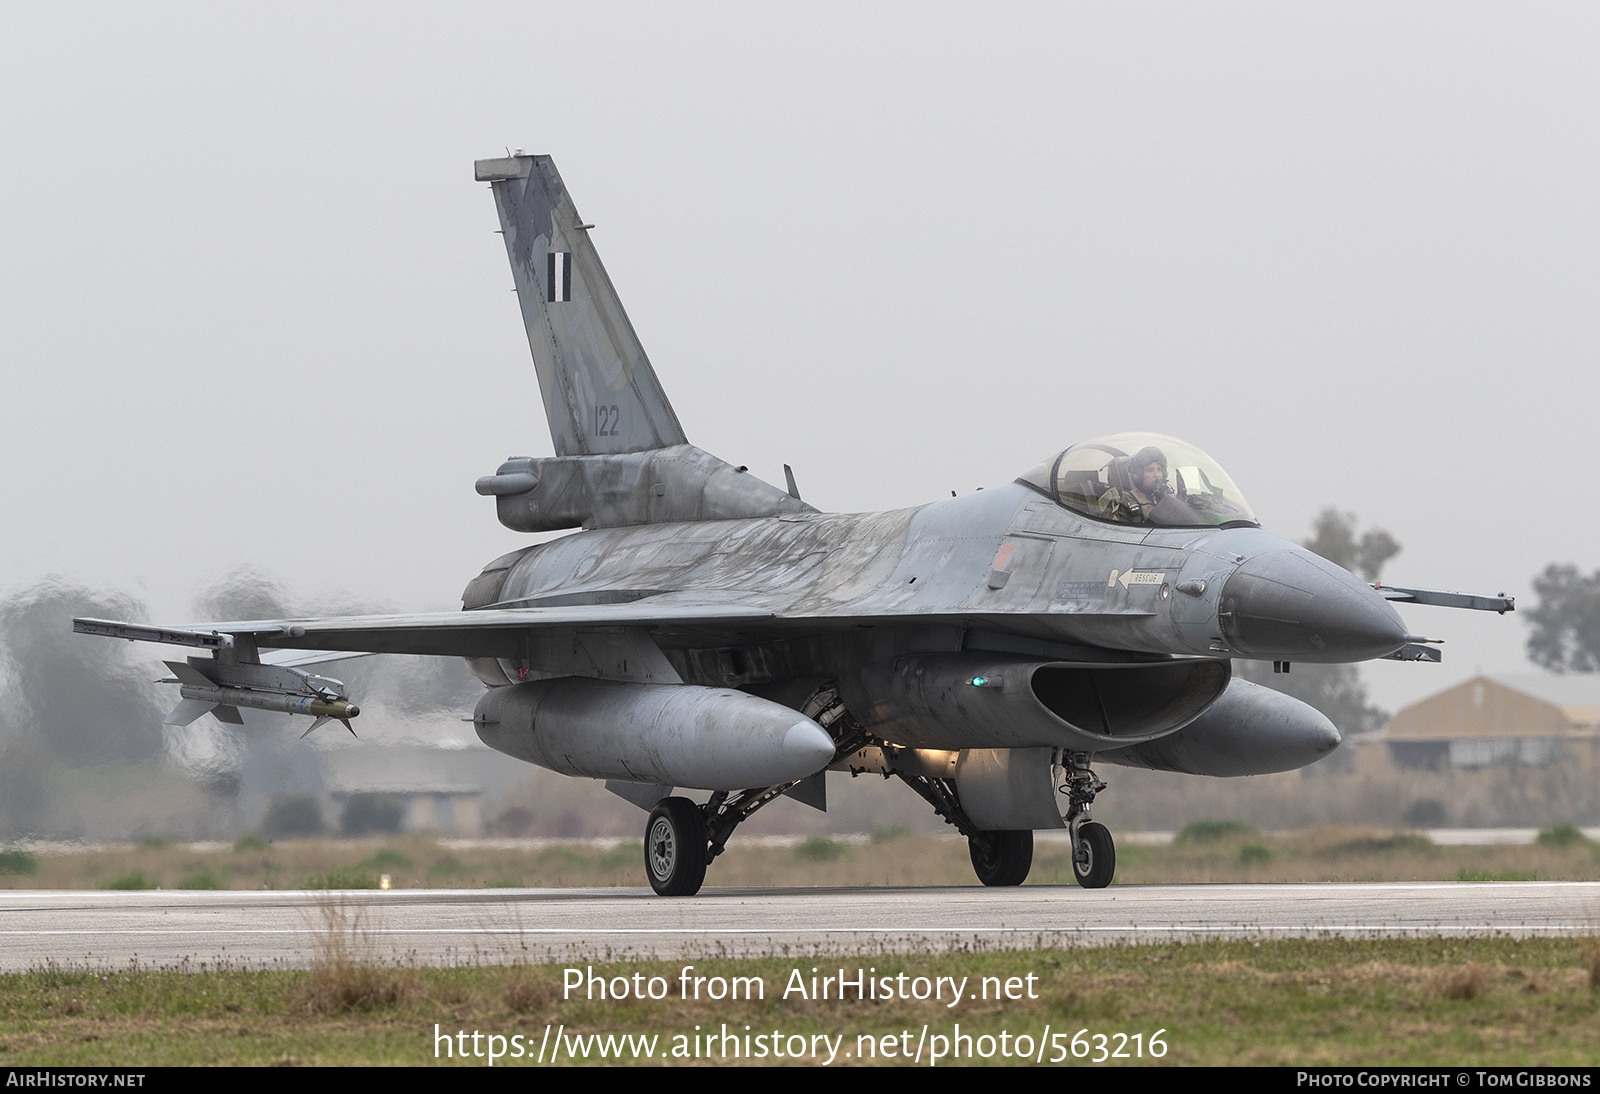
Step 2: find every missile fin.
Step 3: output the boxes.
[164,660,216,688]
[338,718,357,737]
[164,698,217,727]
[211,705,245,725]
[300,716,331,739]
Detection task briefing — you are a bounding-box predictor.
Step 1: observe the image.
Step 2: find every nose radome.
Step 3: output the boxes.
[1218,549,1409,662]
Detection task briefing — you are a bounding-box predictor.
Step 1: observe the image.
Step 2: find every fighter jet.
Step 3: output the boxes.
[75,154,1513,896]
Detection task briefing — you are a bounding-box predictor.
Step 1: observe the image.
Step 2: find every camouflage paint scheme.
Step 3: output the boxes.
[75,155,1511,894]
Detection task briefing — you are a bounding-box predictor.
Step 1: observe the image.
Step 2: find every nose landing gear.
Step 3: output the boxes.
[1071,820,1115,889]
[1064,753,1114,889]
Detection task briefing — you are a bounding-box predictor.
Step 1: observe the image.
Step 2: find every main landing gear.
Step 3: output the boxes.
[643,686,867,897]
[644,798,708,897]
[642,781,816,897]
[968,829,1033,887]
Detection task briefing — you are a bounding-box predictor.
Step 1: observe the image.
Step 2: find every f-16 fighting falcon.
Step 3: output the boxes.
[75,155,1513,896]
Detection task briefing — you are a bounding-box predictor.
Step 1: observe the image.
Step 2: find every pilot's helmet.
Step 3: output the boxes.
[1129,446,1168,480]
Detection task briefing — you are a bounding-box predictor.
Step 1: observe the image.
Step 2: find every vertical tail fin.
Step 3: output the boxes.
[475,154,688,457]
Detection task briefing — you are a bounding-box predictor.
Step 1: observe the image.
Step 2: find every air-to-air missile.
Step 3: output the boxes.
[74,618,359,736]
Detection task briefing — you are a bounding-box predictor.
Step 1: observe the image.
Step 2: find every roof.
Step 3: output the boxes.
[1384,673,1600,740]
[1486,673,1600,723]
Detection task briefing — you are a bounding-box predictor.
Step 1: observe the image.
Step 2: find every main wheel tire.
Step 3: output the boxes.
[644,797,708,897]
[969,829,1034,887]
[1072,821,1115,889]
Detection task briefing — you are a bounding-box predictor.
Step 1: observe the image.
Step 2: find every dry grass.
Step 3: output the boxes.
[1098,761,1600,831]
[1068,825,1600,886]
[301,898,414,1015]
[4,939,1600,1065]
[1437,963,1489,1001]
[1,826,1597,892]
[502,968,557,1014]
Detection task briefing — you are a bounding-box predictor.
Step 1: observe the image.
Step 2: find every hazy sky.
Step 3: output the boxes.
[2,3,1595,713]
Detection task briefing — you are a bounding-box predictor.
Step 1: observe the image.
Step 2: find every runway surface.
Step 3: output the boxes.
[0,882,1596,970]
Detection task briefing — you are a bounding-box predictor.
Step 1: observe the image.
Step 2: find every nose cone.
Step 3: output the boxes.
[1219,549,1409,662]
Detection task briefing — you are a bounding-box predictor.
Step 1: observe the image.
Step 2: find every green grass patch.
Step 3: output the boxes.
[1330,834,1434,856]
[358,848,415,871]
[102,871,156,891]
[1537,824,1589,849]
[532,847,590,872]
[1457,868,1542,882]
[597,841,641,869]
[794,837,847,862]
[177,869,222,890]
[232,835,270,852]
[1176,819,1256,843]
[0,850,38,875]
[304,867,380,890]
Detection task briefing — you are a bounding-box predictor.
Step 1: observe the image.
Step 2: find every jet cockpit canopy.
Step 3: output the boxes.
[1020,432,1258,528]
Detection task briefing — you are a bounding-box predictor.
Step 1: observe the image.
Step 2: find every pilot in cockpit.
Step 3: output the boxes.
[1096,446,1170,524]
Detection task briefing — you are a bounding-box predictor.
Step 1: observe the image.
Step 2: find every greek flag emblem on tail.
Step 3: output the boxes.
[547,251,572,302]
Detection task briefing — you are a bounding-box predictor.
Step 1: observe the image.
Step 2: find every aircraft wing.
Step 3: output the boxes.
[74,598,1180,680]
[73,603,778,661]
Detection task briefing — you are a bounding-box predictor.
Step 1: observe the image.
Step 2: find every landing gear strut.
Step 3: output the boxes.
[887,769,1037,887]
[1062,752,1114,889]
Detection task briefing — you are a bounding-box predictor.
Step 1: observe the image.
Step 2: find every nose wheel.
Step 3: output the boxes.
[1072,821,1115,889]
[645,797,708,896]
